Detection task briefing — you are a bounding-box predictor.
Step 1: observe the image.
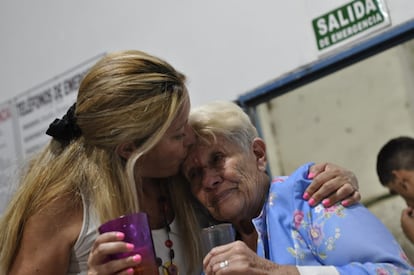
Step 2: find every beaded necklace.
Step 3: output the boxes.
[157,196,178,275]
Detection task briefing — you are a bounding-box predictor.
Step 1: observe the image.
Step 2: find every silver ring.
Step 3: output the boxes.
[219,260,229,269]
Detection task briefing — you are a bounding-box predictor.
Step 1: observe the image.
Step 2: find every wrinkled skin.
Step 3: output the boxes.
[203,241,299,275]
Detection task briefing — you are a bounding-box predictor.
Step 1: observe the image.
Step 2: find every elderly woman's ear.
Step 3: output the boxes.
[252,137,267,172]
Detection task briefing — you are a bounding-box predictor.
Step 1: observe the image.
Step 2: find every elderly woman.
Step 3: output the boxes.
[182,101,414,275]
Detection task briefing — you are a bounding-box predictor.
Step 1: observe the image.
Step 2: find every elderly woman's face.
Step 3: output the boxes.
[182,136,267,223]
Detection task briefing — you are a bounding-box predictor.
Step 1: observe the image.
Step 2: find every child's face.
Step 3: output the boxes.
[387,169,414,207]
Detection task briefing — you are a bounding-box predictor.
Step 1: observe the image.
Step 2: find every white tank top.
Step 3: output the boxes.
[66,196,198,274]
[67,194,99,275]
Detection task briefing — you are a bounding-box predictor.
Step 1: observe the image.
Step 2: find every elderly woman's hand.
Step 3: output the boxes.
[303,162,361,208]
[203,240,299,275]
[87,232,142,275]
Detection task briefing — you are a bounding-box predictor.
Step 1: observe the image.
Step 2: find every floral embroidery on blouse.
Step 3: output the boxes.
[268,191,277,207]
[286,199,345,259]
[254,164,414,274]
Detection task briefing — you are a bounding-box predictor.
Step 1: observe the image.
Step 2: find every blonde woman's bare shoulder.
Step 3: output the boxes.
[9,194,83,274]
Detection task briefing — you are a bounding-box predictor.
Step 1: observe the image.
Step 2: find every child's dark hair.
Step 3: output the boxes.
[377,136,414,185]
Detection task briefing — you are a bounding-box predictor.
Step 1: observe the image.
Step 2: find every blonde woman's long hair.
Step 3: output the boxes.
[0,50,201,274]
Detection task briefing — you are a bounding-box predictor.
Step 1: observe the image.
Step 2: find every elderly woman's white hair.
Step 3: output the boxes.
[189,101,258,150]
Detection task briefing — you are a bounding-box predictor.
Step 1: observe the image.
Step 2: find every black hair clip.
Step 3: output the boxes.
[46,103,82,143]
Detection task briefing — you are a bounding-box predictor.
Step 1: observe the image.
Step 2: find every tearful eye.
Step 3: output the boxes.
[212,153,224,166]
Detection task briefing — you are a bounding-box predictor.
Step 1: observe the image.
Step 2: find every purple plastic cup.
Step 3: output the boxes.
[98,212,158,275]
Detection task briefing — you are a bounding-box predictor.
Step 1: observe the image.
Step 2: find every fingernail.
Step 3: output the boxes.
[132,254,141,263]
[308,198,316,206]
[307,172,315,179]
[303,192,310,200]
[322,199,330,207]
[127,268,134,275]
[116,232,125,240]
[126,243,134,251]
[342,200,349,207]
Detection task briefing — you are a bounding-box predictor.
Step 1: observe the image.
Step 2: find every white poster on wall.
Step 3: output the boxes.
[0,53,104,214]
[0,101,19,212]
[14,66,90,160]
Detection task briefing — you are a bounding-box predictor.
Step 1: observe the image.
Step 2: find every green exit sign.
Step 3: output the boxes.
[312,0,389,51]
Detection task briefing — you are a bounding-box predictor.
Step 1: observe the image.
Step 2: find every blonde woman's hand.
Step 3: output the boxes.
[303,162,361,208]
[87,232,142,275]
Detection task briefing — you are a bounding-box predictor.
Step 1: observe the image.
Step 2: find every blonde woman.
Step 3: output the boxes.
[0,50,203,275]
[0,50,360,275]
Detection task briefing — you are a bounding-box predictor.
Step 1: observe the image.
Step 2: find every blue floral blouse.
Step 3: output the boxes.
[252,162,414,275]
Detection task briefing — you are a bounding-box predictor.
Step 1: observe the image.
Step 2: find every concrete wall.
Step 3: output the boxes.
[258,39,414,201]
